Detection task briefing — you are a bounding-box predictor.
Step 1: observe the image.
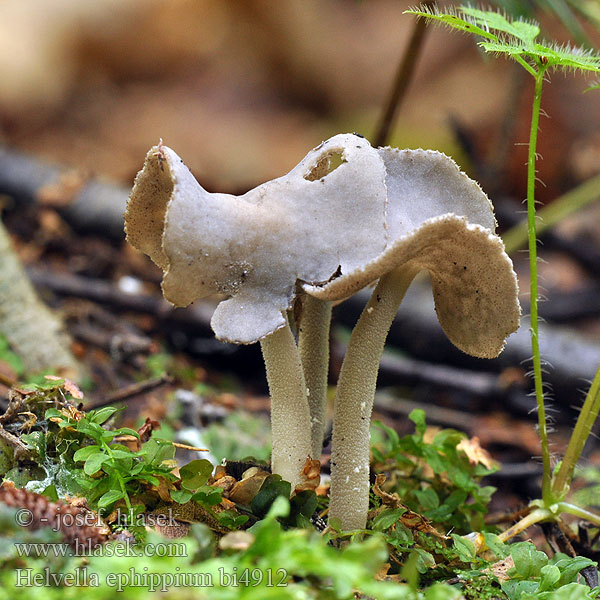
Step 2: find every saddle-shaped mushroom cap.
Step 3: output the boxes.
[125,134,520,357]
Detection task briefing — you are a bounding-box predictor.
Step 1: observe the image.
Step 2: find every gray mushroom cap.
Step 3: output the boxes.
[125,133,520,357]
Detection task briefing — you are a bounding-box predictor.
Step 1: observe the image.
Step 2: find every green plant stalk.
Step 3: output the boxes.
[329,267,418,531]
[557,502,600,527]
[526,68,553,505]
[494,501,600,544]
[497,507,553,543]
[297,295,333,460]
[552,363,600,497]
[101,440,132,512]
[502,172,600,254]
[260,319,312,490]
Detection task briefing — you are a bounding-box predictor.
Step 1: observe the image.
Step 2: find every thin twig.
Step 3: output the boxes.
[372,1,434,147]
[0,425,31,459]
[85,374,174,409]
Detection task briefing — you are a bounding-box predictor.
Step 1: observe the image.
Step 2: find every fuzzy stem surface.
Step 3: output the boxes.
[497,507,553,543]
[557,502,600,527]
[260,319,312,490]
[502,172,600,255]
[298,295,333,461]
[526,69,553,504]
[552,363,600,497]
[329,268,417,531]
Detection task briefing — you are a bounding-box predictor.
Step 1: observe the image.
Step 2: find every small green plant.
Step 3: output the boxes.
[407,1,600,542]
[371,410,496,534]
[43,405,179,513]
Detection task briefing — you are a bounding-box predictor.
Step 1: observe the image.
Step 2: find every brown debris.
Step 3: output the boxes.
[0,481,110,549]
[371,474,447,540]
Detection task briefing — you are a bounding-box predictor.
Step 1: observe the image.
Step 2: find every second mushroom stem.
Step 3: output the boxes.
[329,267,419,531]
[298,295,333,460]
[260,316,312,491]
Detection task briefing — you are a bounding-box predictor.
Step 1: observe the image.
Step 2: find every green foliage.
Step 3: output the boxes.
[43,405,169,512]
[371,409,496,533]
[0,496,458,599]
[2,385,598,597]
[502,542,598,599]
[406,5,600,77]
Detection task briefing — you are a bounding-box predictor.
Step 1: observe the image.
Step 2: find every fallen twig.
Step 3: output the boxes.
[86,374,174,410]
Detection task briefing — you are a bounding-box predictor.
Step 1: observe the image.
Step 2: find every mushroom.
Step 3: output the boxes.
[300,145,521,531]
[124,134,390,489]
[124,134,520,520]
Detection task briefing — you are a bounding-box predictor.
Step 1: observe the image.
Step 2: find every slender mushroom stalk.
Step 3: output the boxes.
[260,316,312,488]
[298,295,333,460]
[329,267,418,530]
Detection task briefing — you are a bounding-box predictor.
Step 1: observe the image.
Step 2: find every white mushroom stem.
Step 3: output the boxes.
[298,295,333,460]
[260,316,312,490]
[329,267,419,531]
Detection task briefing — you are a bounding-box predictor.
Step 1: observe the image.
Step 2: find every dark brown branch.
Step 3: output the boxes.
[29,265,600,406]
[27,266,215,333]
[338,285,600,406]
[372,2,433,147]
[85,374,174,410]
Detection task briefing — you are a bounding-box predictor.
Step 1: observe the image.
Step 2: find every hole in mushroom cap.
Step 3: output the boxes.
[304,150,346,181]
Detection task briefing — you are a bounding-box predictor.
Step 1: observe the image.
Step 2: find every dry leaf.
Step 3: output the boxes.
[457,436,497,470]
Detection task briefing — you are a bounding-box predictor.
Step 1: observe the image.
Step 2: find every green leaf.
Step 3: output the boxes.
[90,407,120,425]
[44,408,64,420]
[41,485,59,501]
[250,475,291,517]
[73,445,102,462]
[171,489,192,504]
[76,477,99,490]
[552,554,596,586]
[414,548,436,573]
[130,462,144,475]
[288,490,318,523]
[511,541,548,579]
[502,579,540,600]
[539,564,561,592]
[144,438,176,466]
[413,488,439,511]
[84,451,108,475]
[134,473,160,486]
[404,8,498,41]
[179,459,214,491]
[425,583,463,600]
[407,4,600,76]
[371,507,407,531]
[409,408,427,437]
[193,485,223,507]
[110,449,142,460]
[21,432,47,460]
[451,534,476,563]
[76,421,104,437]
[483,532,510,559]
[97,489,124,508]
[460,7,540,43]
[217,510,249,530]
[111,427,140,439]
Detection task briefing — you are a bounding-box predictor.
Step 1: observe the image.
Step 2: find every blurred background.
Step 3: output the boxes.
[0,0,599,509]
[0,0,598,193]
